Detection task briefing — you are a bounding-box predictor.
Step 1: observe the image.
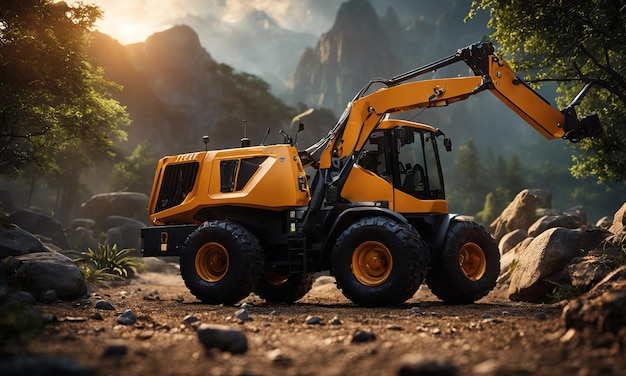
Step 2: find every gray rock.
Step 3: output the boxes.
[70,218,95,230]
[41,290,58,304]
[8,209,70,250]
[562,265,626,334]
[117,309,137,325]
[197,324,248,354]
[66,227,98,254]
[306,316,323,325]
[105,218,143,257]
[235,309,252,322]
[561,255,615,293]
[11,252,87,301]
[79,192,149,230]
[508,228,583,302]
[490,189,551,242]
[397,354,457,376]
[103,341,128,357]
[95,300,116,310]
[498,229,528,255]
[527,214,579,237]
[0,224,48,258]
[0,355,93,376]
[608,202,626,235]
[351,329,376,343]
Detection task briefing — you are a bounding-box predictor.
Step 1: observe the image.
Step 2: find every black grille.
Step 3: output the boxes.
[155,162,199,212]
[220,160,239,192]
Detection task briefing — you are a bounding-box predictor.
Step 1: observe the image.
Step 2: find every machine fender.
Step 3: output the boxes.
[319,206,408,269]
[429,213,463,264]
[141,224,199,257]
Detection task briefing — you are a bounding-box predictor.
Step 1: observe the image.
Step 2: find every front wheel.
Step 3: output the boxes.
[426,220,500,304]
[331,216,429,307]
[255,272,314,304]
[180,220,264,305]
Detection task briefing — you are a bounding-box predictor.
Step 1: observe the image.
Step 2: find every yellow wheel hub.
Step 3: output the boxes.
[195,242,229,282]
[263,272,290,286]
[352,241,393,286]
[459,242,486,281]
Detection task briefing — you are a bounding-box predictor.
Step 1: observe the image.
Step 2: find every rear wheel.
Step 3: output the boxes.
[255,272,314,304]
[180,220,264,305]
[426,220,499,304]
[331,216,429,307]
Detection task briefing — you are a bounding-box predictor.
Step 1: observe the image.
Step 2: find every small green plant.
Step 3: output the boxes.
[79,243,141,278]
[603,233,626,267]
[77,263,121,285]
[547,281,582,302]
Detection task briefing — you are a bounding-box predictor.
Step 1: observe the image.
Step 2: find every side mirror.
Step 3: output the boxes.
[444,138,452,152]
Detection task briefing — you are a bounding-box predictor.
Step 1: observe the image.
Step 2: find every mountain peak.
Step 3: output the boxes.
[331,0,379,34]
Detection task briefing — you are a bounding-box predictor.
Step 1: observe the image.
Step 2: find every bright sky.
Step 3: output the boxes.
[75,0,313,45]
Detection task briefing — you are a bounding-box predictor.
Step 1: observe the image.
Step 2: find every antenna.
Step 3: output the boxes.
[202,135,209,151]
[241,120,250,147]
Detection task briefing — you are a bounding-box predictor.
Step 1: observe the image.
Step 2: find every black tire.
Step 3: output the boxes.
[426,220,500,304]
[180,220,264,305]
[255,272,314,304]
[331,216,429,307]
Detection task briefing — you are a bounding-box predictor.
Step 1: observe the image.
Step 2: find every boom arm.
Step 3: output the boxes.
[314,42,601,169]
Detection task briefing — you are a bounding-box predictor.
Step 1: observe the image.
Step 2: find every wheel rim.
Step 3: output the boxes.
[263,272,290,286]
[459,242,486,281]
[352,241,393,286]
[195,242,229,282]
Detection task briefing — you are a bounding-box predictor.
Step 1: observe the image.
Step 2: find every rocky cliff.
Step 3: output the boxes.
[289,0,401,114]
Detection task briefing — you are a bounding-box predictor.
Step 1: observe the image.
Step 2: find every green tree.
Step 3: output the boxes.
[109,141,159,194]
[470,0,626,184]
[0,1,130,220]
[448,138,487,215]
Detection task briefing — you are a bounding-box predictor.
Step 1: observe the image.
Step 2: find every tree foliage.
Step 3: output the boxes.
[109,141,158,194]
[470,0,626,184]
[0,0,130,219]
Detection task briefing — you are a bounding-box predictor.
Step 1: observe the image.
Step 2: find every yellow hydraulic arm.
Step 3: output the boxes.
[314,42,601,169]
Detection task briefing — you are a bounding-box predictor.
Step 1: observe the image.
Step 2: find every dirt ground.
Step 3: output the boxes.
[8,271,625,376]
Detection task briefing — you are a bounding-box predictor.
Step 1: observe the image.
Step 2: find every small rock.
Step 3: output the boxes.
[95,300,115,310]
[63,316,87,322]
[41,290,57,304]
[183,315,200,327]
[240,302,253,310]
[352,329,376,343]
[197,324,248,354]
[235,309,252,322]
[501,311,510,317]
[411,307,421,314]
[103,341,128,357]
[386,325,403,331]
[535,311,547,321]
[329,316,343,325]
[117,309,137,325]
[397,354,457,376]
[91,312,104,321]
[13,291,36,305]
[481,313,493,319]
[306,316,323,325]
[143,290,160,301]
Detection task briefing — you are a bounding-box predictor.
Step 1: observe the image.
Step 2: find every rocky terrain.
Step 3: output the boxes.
[1,190,625,375]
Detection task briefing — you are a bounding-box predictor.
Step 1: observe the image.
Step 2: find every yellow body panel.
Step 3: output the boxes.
[148,145,310,225]
[342,165,448,215]
[393,189,448,214]
[341,166,394,204]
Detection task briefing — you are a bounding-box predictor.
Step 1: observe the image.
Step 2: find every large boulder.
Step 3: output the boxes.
[562,265,626,335]
[0,224,48,258]
[608,202,626,235]
[527,214,579,237]
[498,229,528,255]
[560,250,619,294]
[104,216,144,257]
[3,252,87,301]
[7,209,70,250]
[489,189,552,242]
[508,228,583,302]
[79,192,149,230]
